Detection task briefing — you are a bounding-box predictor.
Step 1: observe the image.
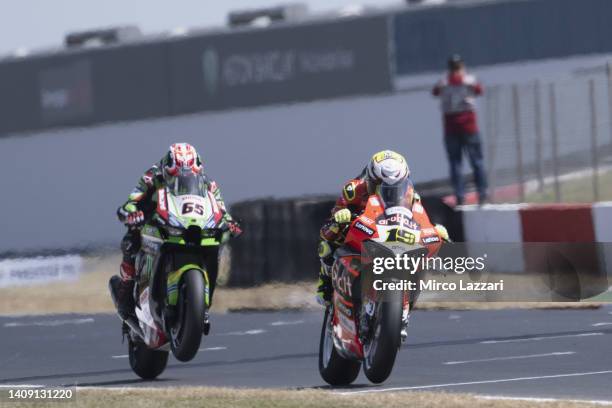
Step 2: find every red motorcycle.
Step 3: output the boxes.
[319,179,443,385]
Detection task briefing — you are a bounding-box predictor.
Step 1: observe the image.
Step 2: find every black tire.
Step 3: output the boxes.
[128,340,168,380]
[170,269,206,362]
[362,291,402,384]
[318,307,361,386]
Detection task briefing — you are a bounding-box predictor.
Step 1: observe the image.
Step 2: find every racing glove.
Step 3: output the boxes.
[227,220,243,237]
[333,208,352,224]
[434,224,451,242]
[125,209,145,227]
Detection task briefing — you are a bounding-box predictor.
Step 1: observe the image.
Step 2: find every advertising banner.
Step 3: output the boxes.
[0,255,82,288]
[169,15,392,113]
[38,60,93,124]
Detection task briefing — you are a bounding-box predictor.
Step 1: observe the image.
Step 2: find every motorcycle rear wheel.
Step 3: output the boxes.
[318,307,361,386]
[170,269,206,362]
[128,339,168,380]
[362,290,402,384]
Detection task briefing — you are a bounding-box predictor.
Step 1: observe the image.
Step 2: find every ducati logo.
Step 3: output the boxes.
[331,262,352,297]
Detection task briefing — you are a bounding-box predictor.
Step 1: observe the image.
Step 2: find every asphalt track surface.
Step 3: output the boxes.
[1,307,612,402]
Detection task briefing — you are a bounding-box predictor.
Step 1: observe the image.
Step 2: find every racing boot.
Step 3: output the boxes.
[316,241,335,306]
[109,261,136,319]
[316,272,333,306]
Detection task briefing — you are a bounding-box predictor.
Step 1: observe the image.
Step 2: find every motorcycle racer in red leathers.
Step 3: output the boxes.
[316,150,449,306]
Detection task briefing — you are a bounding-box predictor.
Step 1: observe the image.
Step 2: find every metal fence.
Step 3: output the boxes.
[485,63,612,203]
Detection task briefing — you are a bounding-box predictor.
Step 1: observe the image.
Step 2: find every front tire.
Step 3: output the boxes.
[170,269,206,362]
[362,291,402,384]
[128,340,168,380]
[318,307,361,386]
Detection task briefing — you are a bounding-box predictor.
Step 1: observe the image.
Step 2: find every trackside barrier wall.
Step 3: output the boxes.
[592,202,612,277]
[0,15,391,136]
[227,196,334,286]
[461,204,525,273]
[462,203,610,243]
[461,203,611,298]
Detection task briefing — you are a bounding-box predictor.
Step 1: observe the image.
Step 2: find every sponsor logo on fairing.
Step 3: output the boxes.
[336,300,353,317]
[422,235,441,244]
[331,262,353,297]
[385,206,413,218]
[158,189,167,211]
[355,221,374,236]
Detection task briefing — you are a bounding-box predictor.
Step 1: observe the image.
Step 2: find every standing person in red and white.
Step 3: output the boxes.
[432,54,488,205]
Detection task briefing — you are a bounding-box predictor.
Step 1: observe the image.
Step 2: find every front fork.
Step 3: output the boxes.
[359,290,410,344]
[401,291,411,343]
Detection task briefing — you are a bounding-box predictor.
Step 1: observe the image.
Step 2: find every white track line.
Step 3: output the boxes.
[444,351,575,365]
[478,395,612,405]
[480,332,603,344]
[199,346,227,351]
[269,320,305,326]
[3,318,94,328]
[111,346,226,358]
[219,329,266,336]
[336,370,612,395]
[592,322,612,327]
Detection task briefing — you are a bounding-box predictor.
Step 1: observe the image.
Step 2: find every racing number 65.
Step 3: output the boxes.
[182,202,204,216]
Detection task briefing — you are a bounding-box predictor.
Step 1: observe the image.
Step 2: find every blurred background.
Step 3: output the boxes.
[1,0,612,299]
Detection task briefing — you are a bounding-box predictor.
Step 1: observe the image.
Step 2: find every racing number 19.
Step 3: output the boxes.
[387,228,416,245]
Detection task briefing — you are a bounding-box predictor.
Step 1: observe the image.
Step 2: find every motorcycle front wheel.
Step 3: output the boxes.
[362,290,402,384]
[170,269,206,362]
[318,306,361,386]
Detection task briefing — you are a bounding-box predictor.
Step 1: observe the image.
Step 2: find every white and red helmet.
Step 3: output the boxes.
[163,143,202,179]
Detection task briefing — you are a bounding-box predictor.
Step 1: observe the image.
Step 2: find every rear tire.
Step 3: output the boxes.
[318,307,361,386]
[128,340,168,380]
[170,269,206,362]
[362,291,402,384]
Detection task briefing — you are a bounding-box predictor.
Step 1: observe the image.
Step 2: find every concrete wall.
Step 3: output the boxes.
[0,89,446,252]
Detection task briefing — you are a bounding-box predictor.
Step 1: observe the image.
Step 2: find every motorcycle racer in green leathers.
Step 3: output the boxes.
[109,143,241,319]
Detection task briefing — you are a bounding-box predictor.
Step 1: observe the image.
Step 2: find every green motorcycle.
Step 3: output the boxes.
[115,174,233,379]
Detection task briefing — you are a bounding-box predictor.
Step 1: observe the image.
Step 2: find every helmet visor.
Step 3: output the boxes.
[376,178,414,208]
[169,174,206,196]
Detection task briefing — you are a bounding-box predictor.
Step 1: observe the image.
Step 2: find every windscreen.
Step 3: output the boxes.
[169,174,207,197]
[377,178,414,208]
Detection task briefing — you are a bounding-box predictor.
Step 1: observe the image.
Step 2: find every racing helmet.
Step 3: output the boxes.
[162,143,202,183]
[366,150,410,187]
